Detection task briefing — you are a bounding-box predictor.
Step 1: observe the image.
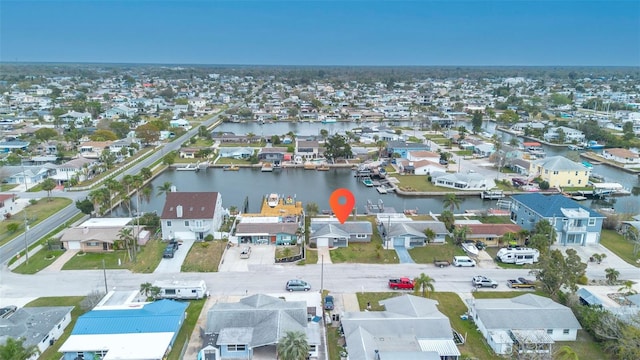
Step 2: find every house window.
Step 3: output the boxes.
[87,241,99,246]
[228,344,246,351]
[553,171,559,175]
[356,234,367,239]
[588,218,596,226]
[563,329,570,334]
[309,345,317,352]
[578,180,582,184]
[167,221,172,227]
[547,329,553,334]
[184,220,189,226]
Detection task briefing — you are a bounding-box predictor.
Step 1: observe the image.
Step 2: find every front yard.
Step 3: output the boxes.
[61,238,165,273]
[600,229,640,267]
[181,240,227,272]
[330,217,399,264]
[408,238,466,264]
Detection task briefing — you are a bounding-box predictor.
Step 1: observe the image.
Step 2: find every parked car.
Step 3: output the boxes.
[433,258,451,268]
[507,277,536,289]
[324,295,335,310]
[163,244,176,258]
[286,279,311,292]
[453,256,476,267]
[388,277,416,290]
[0,305,17,319]
[472,275,498,288]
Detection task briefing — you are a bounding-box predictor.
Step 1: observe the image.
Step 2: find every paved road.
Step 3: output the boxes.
[0,104,241,266]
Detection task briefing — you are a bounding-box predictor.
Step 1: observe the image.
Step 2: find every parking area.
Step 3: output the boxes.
[153,238,195,273]
[218,244,276,272]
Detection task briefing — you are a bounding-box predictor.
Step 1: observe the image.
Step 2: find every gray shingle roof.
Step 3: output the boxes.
[532,156,586,171]
[0,306,74,348]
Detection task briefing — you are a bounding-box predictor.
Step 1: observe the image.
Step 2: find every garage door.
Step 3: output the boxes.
[393,237,405,247]
[67,241,81,250]
[316,237,329,247]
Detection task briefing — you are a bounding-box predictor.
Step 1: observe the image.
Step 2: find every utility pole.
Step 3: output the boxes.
[21,160,29,264]
[320,255,324,295]
[103,259,108,294]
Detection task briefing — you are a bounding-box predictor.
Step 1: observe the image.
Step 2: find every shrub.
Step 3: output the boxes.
[577,275,589,285]
[204,234,214,242]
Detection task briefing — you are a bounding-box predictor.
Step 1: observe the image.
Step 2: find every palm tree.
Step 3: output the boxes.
[413,273,436,298]
[376,140,387,159]
[41,178,56,201]
[605,268,620,285]
[157,181,173,198]
[277,331,309,360]
[618,280,637,295]
[423,228,436,244]
[442,193,461,212]
[118,227,136,262]
[554,345,578,360]
[452,226,470,246]
[140,166,152,181]
[104,179,122,216]
[0,337,39,360]
[88,187,109,216]
[140,282,152,297]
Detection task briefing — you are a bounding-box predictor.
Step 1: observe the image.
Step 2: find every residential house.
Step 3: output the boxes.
[79,141,113,159]
[601,148,640,168]
[0,165,52,188]
[308,219,373,247]
[430,171,495,190]
[203,294,321,359]
[397,159,446,175]
[104,105,137,119]
[467,294,582,355]
[59,111,92,127]
[510,193,605,246]
[454,223,523,247]
[386,140,430,158]
[472,143,495,158]
[380,220,449,247]
[543,126,585,143]
[211,132,248,143]
[257,147,287,166]
[529,156,590,188]
[217,147,254,160]
[50,157,96,185]
[179,148,199,159]
[295,140,321,160]
[160,192,224,241]
[170,118,191,130]
[60,217,148,251]
[0,306,74,356]
[234,217,300,245]
[60,297,187,360]
[109,138,137,158]
[407,150,440,162]
[0,194,16,218]
[342,295,460,360]
[510,122,545,134]
[0,138,29,153]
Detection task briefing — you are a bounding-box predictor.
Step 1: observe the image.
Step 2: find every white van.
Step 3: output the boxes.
[453,256,476,267]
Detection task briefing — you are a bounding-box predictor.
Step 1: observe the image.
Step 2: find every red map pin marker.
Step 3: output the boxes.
[329,188,355,224]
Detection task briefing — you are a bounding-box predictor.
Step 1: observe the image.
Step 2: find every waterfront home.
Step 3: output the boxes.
[510,193,604,246]
[407,150,440,162]
[257,147,287,166]
[309,218,373,247]
[509,122,545,134]
[453,223,522,247]
[529,156,590,188]
[601,148,640,167]
[386,140,431,158]
[342,295,460,360]
[0,306,74,356]
[430,171,495,190]
[203,294,321,359]
[217,147,254,160]
[295,139,322,160]
[210,131,248,143]
[60,297,187,360]
[234,216,300,245]
[397,159,446,175]
[179,148,199,159]
[160,192,224,241]
[543,126,585,143]
[466,294,581,356]
[380,220,449,247]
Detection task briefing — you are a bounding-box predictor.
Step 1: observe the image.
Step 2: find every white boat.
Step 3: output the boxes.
[462,242,479,256]
[376,186,387,194]
[261,162,273,172]
[267,193,279,208]
[177,163,198,171]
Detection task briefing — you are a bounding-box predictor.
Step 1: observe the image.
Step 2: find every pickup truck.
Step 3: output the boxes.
[507,277,536,289]
[388,277,416,290]
[472,275,498,288]
[434,259,451,268]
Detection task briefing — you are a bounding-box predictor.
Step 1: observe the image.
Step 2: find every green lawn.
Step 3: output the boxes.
[0,183,18,191]
[408,239,466,264]
[478,216,512,224]
[0,198,72,247]
[62,238,165,273]
[219,142,265,147]
[330,218,399,264]
[600,229,640,267]
[453,150,473,156]
[216,157,253,165]
[394,175,450,192]
[181,241,227,272]
[167,299,206,360]
[13,249,65,274]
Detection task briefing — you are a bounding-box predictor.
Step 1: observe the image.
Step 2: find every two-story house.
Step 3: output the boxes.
[529,156,590,188]
[160,192,224,241]
[543,126,585,143]
[510,193,605,246]
[386,140,431,159]
[295,140,321,160]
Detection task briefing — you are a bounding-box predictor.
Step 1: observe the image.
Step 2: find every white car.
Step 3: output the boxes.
[453,256,476,267]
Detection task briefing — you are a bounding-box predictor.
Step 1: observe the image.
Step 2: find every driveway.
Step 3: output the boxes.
[393,245,414,264]
[218,244,276,272]
[153,238,195,273]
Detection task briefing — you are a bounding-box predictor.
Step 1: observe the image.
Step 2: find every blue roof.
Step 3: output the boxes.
[511,193,604,218]
[71,300,187,335]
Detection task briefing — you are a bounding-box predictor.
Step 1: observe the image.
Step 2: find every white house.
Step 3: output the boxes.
[430,171,495,190]
[601,148,640,167]
[397,159,446,175]
[160,192,224,241]
[407,150,440,162]
[0,306,74,356]
[543,126,585,143]
[467,294,581,356]
[169,118,191,130]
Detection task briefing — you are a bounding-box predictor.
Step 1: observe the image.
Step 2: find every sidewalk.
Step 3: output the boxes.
[41,249,79,272]
[316,246,333,264]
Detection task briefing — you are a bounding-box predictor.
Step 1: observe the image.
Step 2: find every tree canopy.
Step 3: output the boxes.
[323,134,352,163]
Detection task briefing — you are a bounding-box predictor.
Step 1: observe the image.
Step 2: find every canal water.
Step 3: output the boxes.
[117,121,640,216]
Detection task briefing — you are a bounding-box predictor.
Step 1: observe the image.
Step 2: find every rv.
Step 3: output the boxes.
[153,280,208,300]
[496,247,540,265]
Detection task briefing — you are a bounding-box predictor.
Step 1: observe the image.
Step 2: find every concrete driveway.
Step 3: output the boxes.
[153,238,195,273]
[218,244,276,272]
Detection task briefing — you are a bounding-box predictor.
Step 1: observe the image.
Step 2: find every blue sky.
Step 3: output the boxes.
[1,0,639,66]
